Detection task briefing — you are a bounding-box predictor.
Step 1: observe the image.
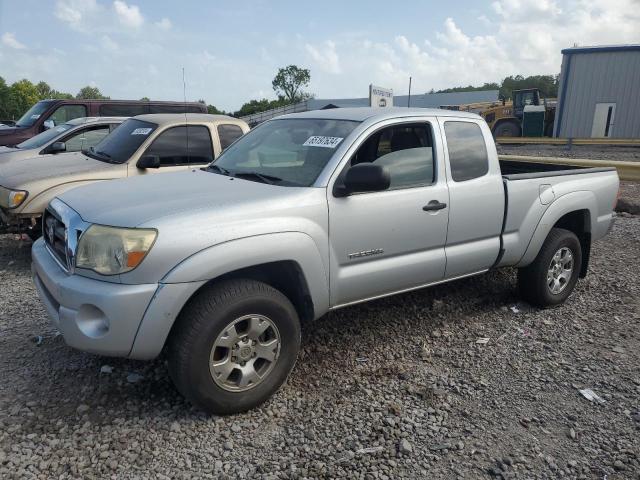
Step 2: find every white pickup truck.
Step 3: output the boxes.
[31,108,619,414]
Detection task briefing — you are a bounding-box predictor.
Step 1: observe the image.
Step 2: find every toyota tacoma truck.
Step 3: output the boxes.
[31,108,619,414]
[0,113,248,237]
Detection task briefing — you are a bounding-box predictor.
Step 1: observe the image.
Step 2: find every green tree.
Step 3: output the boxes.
[7,79,39,119]
[234,97,289,117]
[76,86,109,99]
[0,76,11,119]
[436,82,500,94]
[35,81,53,99]
[272,65,311,103]
[140,96,150,101]
[499,75,558,100]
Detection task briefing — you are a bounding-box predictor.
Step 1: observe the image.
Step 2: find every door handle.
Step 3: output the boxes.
[422,200,447,211]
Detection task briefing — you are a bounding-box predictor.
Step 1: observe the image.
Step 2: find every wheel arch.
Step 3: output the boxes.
[517,191,596,274]
[492,117,521,137]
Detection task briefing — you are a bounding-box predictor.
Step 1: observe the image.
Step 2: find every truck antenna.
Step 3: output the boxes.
[182,67,190,165]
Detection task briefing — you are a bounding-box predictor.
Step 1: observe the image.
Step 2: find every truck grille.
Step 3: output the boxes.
[43,209,69,269]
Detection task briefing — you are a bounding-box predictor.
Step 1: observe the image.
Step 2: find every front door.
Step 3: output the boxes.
[135,124,216,176]
[591,103,616,138]
[327,119,449,307]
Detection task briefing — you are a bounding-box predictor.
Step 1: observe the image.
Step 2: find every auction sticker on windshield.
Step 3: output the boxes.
[303,136,344,148]
[131,128,153,135]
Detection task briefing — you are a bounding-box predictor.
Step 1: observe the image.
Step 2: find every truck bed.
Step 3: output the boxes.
[499,159,616,180]
[496,159,619,269]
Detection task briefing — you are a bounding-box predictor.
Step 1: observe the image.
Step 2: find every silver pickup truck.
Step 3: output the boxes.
[31,108,619,414]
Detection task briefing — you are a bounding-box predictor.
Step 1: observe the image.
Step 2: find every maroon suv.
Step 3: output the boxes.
[0,99,207,146]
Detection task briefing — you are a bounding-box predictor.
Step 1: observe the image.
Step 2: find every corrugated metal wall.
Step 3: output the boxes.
[555,50,640,138]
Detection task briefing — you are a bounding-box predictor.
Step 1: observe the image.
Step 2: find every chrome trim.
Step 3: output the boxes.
[44,198,90,274]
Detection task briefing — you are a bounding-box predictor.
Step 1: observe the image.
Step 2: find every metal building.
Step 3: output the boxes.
[554,45,640,139]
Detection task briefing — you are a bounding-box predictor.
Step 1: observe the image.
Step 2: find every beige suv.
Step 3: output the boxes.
[0,113,249,238]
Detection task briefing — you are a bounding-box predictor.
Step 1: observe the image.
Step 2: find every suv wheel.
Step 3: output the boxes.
[517,228,582,307]
[168,279,301,414]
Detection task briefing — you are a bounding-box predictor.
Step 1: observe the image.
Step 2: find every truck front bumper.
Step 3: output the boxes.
[31,239,206,359]
[32,238,159,357]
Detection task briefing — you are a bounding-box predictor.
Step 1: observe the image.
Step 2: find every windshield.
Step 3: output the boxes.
[211,118,360,186]
[85,118,157,164]
[16,123,74,149]
[15,101,53,128]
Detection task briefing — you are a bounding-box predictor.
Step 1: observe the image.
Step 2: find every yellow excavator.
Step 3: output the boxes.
[441,88,556,138]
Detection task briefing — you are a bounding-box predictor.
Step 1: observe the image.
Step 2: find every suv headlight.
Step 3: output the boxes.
[0,186,28,209]
[76,225,157,275]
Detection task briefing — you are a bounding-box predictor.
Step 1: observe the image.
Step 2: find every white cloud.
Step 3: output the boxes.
[1,32,26,50]
[305,40,341,74]
[155,18,172,30]
[101,35,118,52]
[54,0,99,32]
[113,0,144,28]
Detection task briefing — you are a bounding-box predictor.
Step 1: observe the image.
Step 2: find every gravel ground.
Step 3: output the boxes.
[1,215,639,478]
[497,143,640,162]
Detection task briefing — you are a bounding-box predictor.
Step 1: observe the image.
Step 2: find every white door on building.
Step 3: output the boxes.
[591,103,616,138]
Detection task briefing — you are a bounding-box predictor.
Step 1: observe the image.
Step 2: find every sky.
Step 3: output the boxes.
[0,0,639,111]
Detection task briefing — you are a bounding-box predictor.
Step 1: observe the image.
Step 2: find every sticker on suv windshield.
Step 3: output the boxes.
[131,127,153,135]
[31,114,41,119]
[303,136,344,148]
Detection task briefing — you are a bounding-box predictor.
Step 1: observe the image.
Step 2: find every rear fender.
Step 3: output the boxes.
[517,191,596,267]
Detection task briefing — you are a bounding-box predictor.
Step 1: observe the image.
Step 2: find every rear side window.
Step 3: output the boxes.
[444,122,489,182]
[148,104,205,114]
[218,124,244,150]
[99,104,149,116]
[145,125,214,166]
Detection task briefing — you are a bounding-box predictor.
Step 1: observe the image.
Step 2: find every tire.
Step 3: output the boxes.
[168,279,301,414]
[518,228,582,308]
[493,120,521,138]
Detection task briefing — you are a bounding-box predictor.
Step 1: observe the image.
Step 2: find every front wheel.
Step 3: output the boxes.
[168,279,301,414]
[518,228,582,307]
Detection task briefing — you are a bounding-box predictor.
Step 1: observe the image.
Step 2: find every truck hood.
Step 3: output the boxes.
[58,169,321,228]
[0,152,123,189]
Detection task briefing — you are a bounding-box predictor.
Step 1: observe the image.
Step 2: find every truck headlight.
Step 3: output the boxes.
[76,225,157,275]
[0,186,28,209]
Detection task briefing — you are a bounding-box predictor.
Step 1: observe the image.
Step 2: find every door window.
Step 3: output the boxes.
[144,125,214,166]
[217,124,244,150]
[349,123,435,189]
[444,122,489,182]
[46,105,87,126]
[63,126,111,152]
[99,104,148,116]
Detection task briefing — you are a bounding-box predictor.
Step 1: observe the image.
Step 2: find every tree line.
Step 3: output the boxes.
[434,74,560,100]
[1,69,559,122]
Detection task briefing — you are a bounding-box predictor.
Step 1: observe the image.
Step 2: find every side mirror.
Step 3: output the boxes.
[137,154,161,169]
[43,120,55,130]
[335,163,390,197]
[49,141,66,154]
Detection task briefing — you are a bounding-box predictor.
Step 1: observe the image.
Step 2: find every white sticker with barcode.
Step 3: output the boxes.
[131,127,152,135]
[303,136,344,148]
[31,114,41,119]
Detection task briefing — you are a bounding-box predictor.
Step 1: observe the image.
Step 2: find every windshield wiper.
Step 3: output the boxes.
[207,164,232,176]
[233,171,283,185]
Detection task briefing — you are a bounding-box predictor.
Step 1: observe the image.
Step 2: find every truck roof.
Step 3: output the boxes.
[279,107,482,123]
[66,116,128,126]
[132,113,245,126]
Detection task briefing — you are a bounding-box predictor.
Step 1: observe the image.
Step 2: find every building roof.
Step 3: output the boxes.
[279,107,481,123]
[561,44,640,55]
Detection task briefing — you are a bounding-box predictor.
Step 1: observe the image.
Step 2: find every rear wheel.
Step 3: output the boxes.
[168,279,301,414]
[518,228,582,307]
[493,120,521,138]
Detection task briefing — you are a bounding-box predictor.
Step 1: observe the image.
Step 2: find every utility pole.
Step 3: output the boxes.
[407,77,412,107]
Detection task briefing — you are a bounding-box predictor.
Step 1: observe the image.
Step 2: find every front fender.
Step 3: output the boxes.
[162,231,330,315]
[18,179,112,216]
[517,190,596,267]
[128,232,330,360]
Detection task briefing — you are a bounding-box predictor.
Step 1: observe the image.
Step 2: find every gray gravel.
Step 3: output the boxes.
[497,143,640,162]
[1,214,639,478]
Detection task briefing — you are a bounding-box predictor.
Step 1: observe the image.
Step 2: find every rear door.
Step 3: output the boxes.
[327,117,449,307]
[439,118,504,278]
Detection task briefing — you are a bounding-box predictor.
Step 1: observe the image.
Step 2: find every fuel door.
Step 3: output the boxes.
[539,184,555,205]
